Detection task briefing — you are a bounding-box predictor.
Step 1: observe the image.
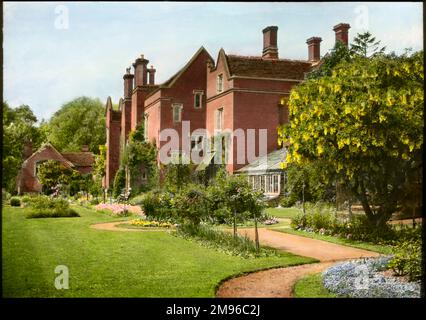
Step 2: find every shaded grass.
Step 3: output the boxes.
[272,228,393,254]
[2,206,314,297]
[293,272,337,298]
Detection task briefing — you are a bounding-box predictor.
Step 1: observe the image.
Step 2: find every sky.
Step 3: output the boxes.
[3,2,423,122]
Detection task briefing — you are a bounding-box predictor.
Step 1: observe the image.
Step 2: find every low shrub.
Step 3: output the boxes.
[280,195,297,208]
[129,194,146,206]
[174,223,278,258]
[388,239,422,281]
[24,195,80,219]
[10,197,21,207]
[26,208,80,218]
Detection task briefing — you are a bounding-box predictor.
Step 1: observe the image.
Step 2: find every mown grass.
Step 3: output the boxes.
[293,272,337,298]
[2,205,314,297]
[265,207,302,219]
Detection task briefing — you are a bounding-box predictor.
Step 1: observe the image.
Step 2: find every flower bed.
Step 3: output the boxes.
[94,203,144,217]
[322,256,421,298]
[129,219,173,228]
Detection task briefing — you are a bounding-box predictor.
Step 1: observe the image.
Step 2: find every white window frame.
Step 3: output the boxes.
[216,74,223,93]
[215,107,224,131]
[193,90,203,109]
[144,113,149,142]
[172,103,183,123]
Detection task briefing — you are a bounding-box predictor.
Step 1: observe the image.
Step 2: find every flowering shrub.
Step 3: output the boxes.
[323,257,421,298]
[388,239,422,281]
[94,203,143,217]
[24,195,79,218]
[263,217,279,225]
[130,219,173,228]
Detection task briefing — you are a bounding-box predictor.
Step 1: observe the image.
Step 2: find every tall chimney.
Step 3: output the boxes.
[333,23,351,47]
[306,37,322,62]
[133,54,149,87]
[148,65,156,85]
[123,67,134,100]
[262,26,279,60]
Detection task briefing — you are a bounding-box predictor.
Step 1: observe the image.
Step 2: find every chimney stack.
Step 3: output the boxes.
[148,65,156,85]
[262,26,279,60]
[133,54,149,87]
[123,67,134,100]
[333,23,351,47]
[306,37,322,62]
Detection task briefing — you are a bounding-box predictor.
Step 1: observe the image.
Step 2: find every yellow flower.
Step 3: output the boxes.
[317,144,324,155]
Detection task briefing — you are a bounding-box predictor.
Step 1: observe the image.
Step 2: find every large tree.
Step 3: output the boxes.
[279,50,423,226]
[2,103,47,192]
[47,97,105,153]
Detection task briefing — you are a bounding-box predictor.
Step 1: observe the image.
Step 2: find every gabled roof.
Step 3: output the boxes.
[236,148,287,174]
[146,46,214,98]
[224,54,312,80]
[23,142,75,168]
[62,152,95,167]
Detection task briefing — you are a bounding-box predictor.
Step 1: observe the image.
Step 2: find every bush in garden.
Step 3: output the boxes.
[173,184,209,225]
[279,195,297,208]
[388,239,422,281]
[24,195,79,218]
[2,189,11,202]
[10,197,21,207]
[140,191,161,218]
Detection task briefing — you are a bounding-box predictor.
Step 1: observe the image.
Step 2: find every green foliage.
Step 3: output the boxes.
[388,239,422,281]
[174,223,279,258]
[280,50,424,225]
[140,190,176,221]
[2,189,12,202]
[36,160,74,194]
[47,97,105,153]
[10,197,21,207]
[284,161,336,204]
[173,184,210,225]
[162,155,195,192]
[93,145,106,180]
[24,195,79,219]
[119,122,158,194]
[350,31,386,58]
[2,102,47,192]
[112,167,126,198]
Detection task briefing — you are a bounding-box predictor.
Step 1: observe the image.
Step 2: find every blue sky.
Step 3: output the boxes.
[3,2,423,121]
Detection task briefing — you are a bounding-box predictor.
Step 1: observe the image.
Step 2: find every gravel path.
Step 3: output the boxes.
[90,221,165,232]
[216,228,380,298]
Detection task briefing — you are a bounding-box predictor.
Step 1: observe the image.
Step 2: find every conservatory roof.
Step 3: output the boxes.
[236,148,287,174]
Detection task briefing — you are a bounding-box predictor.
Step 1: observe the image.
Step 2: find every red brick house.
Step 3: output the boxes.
[104,23,351,189]
[16,143,94,194]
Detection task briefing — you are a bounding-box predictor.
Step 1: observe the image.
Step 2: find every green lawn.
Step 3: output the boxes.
[265,207,302,219]
[293,273,337,298]
[271,228,392,254]
[2,205,315,297]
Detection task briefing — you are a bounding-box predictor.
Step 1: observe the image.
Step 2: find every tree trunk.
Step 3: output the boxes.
[254,215,260,254]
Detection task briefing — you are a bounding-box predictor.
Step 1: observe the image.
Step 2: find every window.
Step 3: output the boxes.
[215,108,224,131]
[194,91,203,109]
[216,74,223,93]
[172,103,183,123]
[144,114,149,142]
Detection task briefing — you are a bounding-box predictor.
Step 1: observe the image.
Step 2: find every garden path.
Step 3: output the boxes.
[216,228,380,298]
[90,221,165,232]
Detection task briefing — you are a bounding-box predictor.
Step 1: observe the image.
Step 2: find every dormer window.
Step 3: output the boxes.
[216,74,223,93]
[193,91,203,109]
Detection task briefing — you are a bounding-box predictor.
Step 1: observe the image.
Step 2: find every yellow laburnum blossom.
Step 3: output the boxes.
[334,84,341,93]
[337,140,345,149]
[293,142,300,151]
[303,133,310,141]
[402,153,409,160]
[317,144,324,155]
[330,127,336,134]
[324,127,328,135]
[379,114,386,123]
[344,137,350,145]
[344,105,351,115]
